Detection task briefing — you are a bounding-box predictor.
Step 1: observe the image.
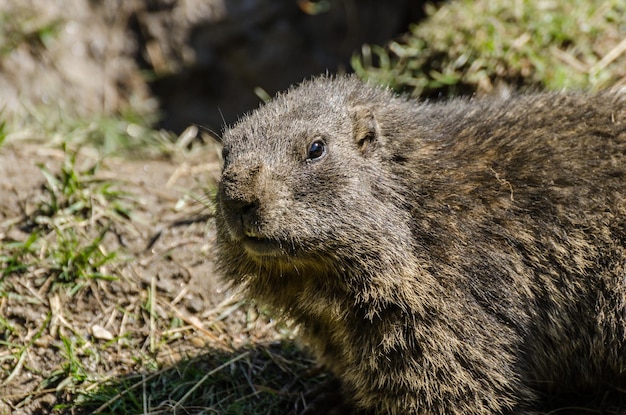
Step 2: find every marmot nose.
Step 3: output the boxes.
[222,196,255,214]
[222,196,262,238]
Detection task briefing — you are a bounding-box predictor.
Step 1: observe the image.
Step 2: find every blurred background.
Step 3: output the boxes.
[1,0,624,138]
[0,0,424,135]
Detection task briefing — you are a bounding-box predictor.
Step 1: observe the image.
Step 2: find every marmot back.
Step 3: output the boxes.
[214,75,626,415]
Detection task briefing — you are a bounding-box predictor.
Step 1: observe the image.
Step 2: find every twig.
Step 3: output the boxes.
[150,276,156,354]
[172,351,251,411]
[161,300,222,343]
[2,312,52,386]
[91,366,173,413]
[590,37,626,75]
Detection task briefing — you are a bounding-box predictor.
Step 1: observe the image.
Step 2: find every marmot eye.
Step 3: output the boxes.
[307,139,327,160]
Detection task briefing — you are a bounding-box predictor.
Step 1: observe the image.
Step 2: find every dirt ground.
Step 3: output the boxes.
[0,142,314,414]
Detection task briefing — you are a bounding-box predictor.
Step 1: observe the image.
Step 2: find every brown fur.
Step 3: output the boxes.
[214,75,626,414]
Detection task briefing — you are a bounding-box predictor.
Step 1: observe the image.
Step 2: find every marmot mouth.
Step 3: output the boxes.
[241,235,285,257]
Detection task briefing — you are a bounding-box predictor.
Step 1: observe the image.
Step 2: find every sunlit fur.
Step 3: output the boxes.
[214,75,626,414]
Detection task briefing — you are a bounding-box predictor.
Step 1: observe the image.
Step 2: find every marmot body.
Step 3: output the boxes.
[214,75,626,414]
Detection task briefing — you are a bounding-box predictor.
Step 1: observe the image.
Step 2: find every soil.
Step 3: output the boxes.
[0,142,309,414]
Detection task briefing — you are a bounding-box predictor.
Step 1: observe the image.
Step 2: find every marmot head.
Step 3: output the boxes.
[215,76,415,281]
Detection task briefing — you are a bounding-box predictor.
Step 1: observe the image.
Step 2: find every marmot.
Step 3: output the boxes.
[214,75,626,414]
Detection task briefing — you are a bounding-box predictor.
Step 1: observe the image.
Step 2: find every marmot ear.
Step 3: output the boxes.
[349,106,380,156]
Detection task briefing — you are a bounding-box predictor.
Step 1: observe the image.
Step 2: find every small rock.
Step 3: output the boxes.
[91,324,114,341]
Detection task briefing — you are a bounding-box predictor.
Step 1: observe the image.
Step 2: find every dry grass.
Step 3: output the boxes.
[0,134,324,414]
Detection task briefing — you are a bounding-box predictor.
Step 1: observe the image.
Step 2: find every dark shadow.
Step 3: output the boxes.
[55,338,626,415]
[134,0,430,134]
[64,341,328,415]
[539,388,626,415]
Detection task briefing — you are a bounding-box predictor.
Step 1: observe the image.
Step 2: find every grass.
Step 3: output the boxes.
[5,104,180,159]
[0,4,315,414]
[353,0,626,97]
[0,118,7,147]
[0,7,61,56]
[0,144,130,413]
[2,145,124,289]
[71,344,325,415]
[0,111,312,413]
